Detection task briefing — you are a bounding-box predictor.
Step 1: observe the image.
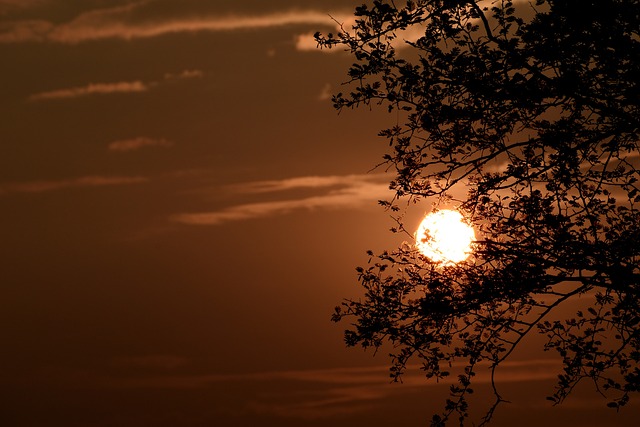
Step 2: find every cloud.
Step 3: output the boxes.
[294,32,321,51]
[28,68,203,102]
[0,175,148,195]
[253,358,561,419]
[0,2,345,44]
[298,0,538,54]
[318,83,333,101]
[101,364,392,390]
[0,19,53,42]
[163,69,204,80]
[171,174,391,225]
[28,80,148,101]
[96,359,561,419]
[294,10,426,54]
[232,174,380,193]
[108,136,173,152]
[0,0,540,46]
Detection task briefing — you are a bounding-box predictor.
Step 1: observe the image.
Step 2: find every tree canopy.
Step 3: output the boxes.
[316,0,640,425]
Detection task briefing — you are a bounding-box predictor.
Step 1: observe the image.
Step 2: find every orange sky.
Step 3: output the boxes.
[1,1,638,426]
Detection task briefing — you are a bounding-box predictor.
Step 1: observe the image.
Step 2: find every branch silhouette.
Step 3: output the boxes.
[318,0,640,424]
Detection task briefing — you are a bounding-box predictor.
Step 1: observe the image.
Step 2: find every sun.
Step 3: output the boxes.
[415,210,475,264]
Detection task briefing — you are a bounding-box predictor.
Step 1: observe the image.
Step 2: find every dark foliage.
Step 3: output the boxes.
[317,0,640,425]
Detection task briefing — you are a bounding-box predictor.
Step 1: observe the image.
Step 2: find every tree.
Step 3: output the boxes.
[316,0,640,425]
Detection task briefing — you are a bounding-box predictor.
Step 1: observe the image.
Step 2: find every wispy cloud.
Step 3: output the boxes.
[231,174,378,193]
[163,69,204,80]
[15,357,595,421]
[28,68,203,102]
[0,0,538,47]
[251,358,561,419]
[293,10,427,54]
[295,0,537,53]
[28,80,148,101]
[294,31,322,51]
[108,136,173,152]
[96,359,560,419]
[318,83,333,101]
[0,175,148,195]
[0,2,344,44]
[171,174,390,226]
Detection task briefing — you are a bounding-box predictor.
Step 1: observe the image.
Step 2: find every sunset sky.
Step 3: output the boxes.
[1,1,639,426]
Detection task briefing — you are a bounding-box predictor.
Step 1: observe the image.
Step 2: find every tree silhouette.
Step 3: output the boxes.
[316,1,640,425]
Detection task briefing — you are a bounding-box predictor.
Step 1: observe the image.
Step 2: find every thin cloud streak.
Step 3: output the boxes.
[232,174,385,193]
[98,359,561,419]
[28,80,148,101]
[102,358,560,389]
[28,69,202,102]
[295,31,323,51]
[163,69,204,80]
[0,2,346,44]
[172,174,390,225]
[0,175,148,195]
[108,137,173,152]
[295,0,538,53]
[0,0,538,46]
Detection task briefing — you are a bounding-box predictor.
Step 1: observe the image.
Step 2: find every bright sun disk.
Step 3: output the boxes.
[415,209,475,264]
